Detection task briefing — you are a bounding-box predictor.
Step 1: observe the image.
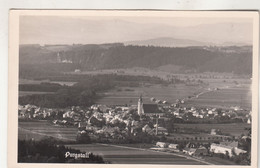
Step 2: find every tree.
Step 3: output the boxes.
[225,151,230,159]
[76,132,91,144]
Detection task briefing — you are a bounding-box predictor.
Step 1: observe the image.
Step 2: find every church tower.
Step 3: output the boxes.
[137,95,144,115]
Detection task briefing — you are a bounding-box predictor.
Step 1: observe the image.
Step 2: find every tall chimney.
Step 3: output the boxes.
[156,117,158,135]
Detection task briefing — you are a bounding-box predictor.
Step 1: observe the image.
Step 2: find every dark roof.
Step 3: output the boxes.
[143,104,163,114]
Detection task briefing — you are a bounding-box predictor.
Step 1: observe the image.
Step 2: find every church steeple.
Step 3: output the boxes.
[138,94,144,115]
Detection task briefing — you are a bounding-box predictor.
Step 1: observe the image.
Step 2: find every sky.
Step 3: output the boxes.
[19,15,253,45]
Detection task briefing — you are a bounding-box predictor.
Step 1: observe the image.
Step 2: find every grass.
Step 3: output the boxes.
[19,78,77,86]
[204,156,238,165]
[185,85,251,109]
[174,123,251,137]
[96,84,203,105]
[18,121,244,165]
[19,91,55,97]
[96,83,251,110]
[18,121,77,141]
[65,143,205,164]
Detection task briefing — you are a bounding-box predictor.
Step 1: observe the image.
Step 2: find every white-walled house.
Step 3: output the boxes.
[210,143,246,157]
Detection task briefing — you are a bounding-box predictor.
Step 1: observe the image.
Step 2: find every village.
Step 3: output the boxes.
[18,94,251,164]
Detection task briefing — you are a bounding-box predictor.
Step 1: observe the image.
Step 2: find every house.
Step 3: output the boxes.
[78,122,87,129]
[149,126,168,135]
[194,147,208,156]
[210,143,232,157]
[142,124,152,133]
[183,147,196,156]
[211,129,217,135]
[74,69,81,73]
[131,120,140,127]
[233,147,247,156]
[210,143,246,157]
[143,104,164,116]
[157,127,168,135]
[156,142,168,148]
[220,141,238,148]
[168,144,179,149]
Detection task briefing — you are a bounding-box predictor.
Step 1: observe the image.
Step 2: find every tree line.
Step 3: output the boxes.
[18,137,105,163]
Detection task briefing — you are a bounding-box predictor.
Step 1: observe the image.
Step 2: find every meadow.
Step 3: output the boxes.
[96,84,203,105]
[65,143,206,164]
[19,91,55,97]
[19,79,77,97]
[19,78,77,86]
[96,82,251,110]
[83,68,252,109]
[20,67,252,109]
[185,84,251,109]
[174,123,251,137]
[18,121,77,141]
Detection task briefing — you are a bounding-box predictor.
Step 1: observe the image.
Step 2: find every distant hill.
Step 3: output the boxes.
[125,37,213,47]
[19,44,252,78]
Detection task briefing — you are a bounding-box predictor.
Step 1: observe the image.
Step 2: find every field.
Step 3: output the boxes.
[96,83,251,110]
[19,79,77,97]
[174,123,251,137]
[18,121,77,141]
[19,78,77,86]
[185,84,251,109]
[65,143,207,164]
[20,68,252,109]
[96,84,203,105]
[19,121,207,164]
[18,121,242,165]
[19,91,55,97]
[85,69,252,108]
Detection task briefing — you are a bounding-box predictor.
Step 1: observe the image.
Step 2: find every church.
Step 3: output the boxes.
[137,95,164,116]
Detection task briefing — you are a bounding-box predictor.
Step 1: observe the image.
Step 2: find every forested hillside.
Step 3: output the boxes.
[19,44,252,78]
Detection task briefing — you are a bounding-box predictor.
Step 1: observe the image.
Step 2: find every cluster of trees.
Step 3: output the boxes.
[76,132,92,144]
[19,63,77,79]
[18,137,105,163]
[19,91,96,108]
[211,151,250,165]
[19,74,168,108]
[19,82,62,92]
[19,76,113,108]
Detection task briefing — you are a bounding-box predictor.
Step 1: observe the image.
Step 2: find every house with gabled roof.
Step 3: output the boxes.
[210,143,246,157]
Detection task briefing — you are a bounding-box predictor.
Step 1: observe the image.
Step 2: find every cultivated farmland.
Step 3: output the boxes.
[185,85,251,109]
[96,84,203,105]
[174,123,251,137]
[65,143,206,164]
[18,121,77,141]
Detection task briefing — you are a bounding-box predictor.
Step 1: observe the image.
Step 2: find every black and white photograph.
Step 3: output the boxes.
[8,10,259,167]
